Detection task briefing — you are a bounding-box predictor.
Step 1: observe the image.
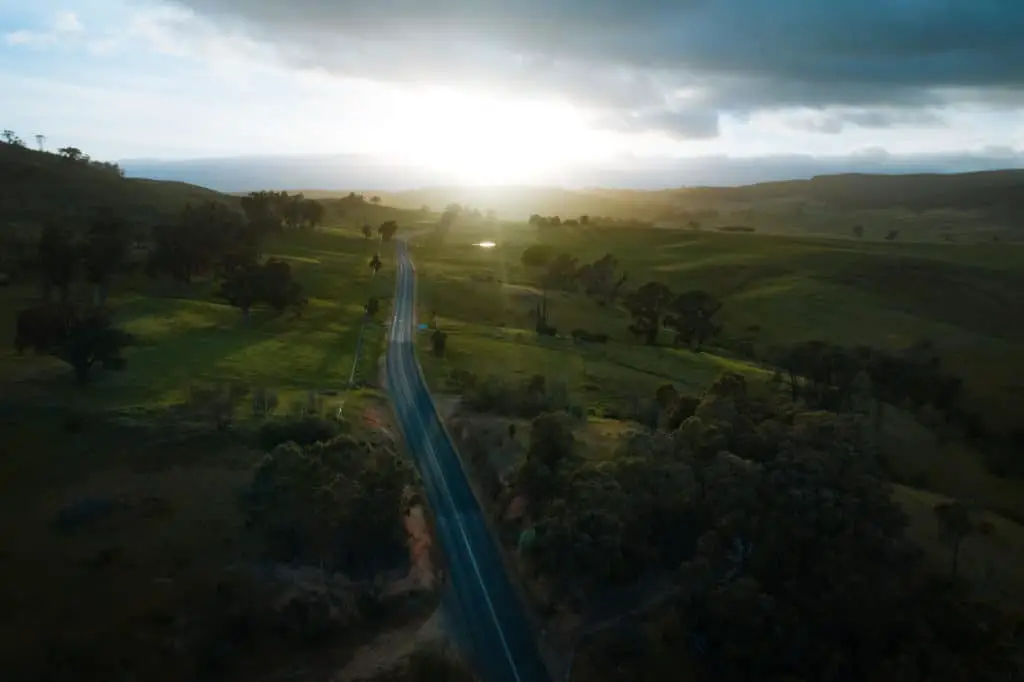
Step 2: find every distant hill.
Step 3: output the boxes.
[341,186,665,222]
[667,170,1024,218]
[0,143,232,227]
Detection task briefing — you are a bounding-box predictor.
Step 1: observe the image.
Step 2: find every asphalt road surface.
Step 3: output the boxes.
[385,240,551,682]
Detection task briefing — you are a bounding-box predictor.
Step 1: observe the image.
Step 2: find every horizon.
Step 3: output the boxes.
[3,1,1023,188]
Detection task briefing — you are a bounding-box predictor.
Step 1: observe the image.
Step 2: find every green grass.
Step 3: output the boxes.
[0,227,391,410]
[410,235,769,415]
[449,225,1024,432]
[407,223,1024,608]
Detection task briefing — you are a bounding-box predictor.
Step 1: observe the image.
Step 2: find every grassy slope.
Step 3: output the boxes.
[406,220,1024,610]
[316,169,1024,239]
[0,143,231,226]
[0,151,412,676]
[410,236,768,416]
[0,226,391,411]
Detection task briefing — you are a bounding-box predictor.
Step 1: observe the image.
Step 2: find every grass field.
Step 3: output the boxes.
[1,226,392,410]
[414,224,1024,429]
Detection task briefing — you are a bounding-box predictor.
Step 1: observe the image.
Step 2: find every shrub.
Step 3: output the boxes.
[258,416,339,450]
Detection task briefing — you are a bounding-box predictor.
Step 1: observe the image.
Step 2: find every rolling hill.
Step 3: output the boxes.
[0,143,232,227]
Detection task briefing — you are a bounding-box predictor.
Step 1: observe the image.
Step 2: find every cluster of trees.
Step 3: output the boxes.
[510,374,1022,681]
[239,190,325,232]
[15,213,139,306]
[774,339,961,417]
[218,259,307,319]
[1,130,124,176]
[623,282,723,349]
[528,214,589,229]
[520,247,629,305]
[362,220,400,241]
[242,434,415,576]
[456,372,573,419]
[147,201,261,284]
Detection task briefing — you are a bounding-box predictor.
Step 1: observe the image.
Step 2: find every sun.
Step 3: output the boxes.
[385,87,604,184]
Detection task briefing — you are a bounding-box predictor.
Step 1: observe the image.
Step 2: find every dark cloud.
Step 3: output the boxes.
[789,108,948,134]
[174,0,1024,138]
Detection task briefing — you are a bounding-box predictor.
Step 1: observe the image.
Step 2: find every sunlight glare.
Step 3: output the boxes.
[383,87,608,184]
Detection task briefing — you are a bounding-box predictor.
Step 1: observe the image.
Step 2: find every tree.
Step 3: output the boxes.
[258,259,307,315]
[242,437,414,572]
[371,196,381,205]
[1,130,24,146]
[853,224,864,238]
[240,191,284,234]
[379,220,399,242]
[624,281,672,345]
[148,201,251,283]
[431,329,447,357]
[576,254,628,304]
[520,244,556,268]
[438,204,461,239]
[663,290,723,350]
[219,259,306,319]
[59,309,135,383]
[579,215,589,226]
[15,304,133,383]
[82,212,131,305]
[300,199,325,228]
[934,501,992,576]
[57,146,83,161]
[37,223,78,301]
[541,253,578,291]
[34,134,46,151]
[362,224,373,239]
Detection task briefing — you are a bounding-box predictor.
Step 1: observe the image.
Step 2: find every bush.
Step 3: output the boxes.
[462,374,574,418]
[258,416,339,450]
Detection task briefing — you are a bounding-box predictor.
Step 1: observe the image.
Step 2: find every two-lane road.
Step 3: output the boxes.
[385,240,550,682]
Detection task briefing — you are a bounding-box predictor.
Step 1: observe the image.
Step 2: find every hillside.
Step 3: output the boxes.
[306,186,663,222]
[0,143,232,227]
[336,170,1024,229]
[667,170,1024,217]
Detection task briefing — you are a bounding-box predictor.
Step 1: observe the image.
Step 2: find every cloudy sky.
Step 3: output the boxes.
[2,0,1023,185]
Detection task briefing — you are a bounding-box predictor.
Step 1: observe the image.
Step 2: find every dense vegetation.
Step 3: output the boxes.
[415,208,1024,681]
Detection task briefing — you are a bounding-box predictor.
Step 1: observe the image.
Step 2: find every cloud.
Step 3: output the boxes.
[3,10,84,48]
[787,107,948,135]
[53,11,83,33]
[171,0,1024,139]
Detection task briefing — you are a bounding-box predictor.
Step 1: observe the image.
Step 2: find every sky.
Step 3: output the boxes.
[2,0,1023,186]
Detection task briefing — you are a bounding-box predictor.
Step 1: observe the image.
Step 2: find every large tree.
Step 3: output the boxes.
[379,220,399,242]
[663,289,723,351]
[624,281,672,345]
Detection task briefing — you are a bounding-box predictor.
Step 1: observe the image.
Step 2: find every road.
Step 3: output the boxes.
[385,239,551,682]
